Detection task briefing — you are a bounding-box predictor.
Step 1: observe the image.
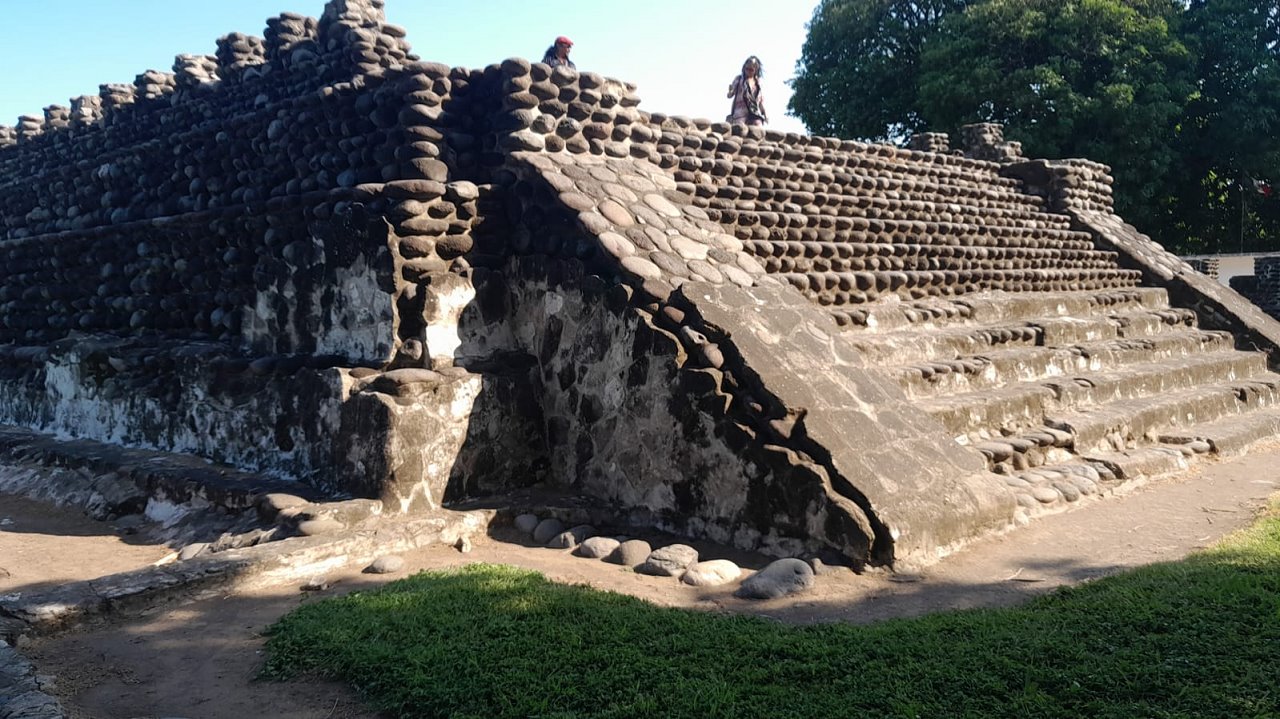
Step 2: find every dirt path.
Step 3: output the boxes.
[0,494,172,597]
[15,445,1280,719]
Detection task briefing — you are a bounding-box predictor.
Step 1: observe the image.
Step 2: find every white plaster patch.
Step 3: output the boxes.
[315,255,396,362]
[144,498,188,527]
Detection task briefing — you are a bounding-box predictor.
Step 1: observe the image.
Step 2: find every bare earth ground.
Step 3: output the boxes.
[0,495,172,597]
[6,443,1279,719]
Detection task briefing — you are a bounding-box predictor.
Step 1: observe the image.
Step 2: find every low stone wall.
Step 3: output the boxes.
[1254,257,1280,316]
[1185,257,1220,280]
[0,334,542,508]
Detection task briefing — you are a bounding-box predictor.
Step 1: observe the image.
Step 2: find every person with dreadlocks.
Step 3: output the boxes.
[726,55,767,126]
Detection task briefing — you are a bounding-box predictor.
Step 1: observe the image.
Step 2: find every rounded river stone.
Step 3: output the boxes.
[598,198,634,227]
[513,513,540,534]
[576,536,620,559]
[681,559,742,587]
[532,518,565,544]
[365,555,405,574]
[637,544,699,576]
[605,539,652,566]
[734,558,815,600]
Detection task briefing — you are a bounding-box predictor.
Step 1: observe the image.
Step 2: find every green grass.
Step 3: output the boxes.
[263,499,1280,718]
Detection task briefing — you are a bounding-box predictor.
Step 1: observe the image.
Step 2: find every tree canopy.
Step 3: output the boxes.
[790,0,1280,253]
[789,0,975,141]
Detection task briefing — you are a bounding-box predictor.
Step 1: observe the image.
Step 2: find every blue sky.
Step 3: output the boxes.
[0,0,817,134]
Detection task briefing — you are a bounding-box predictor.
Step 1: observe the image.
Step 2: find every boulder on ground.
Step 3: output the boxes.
[532,518,565,544]
[734,558,815,600]
[365,555,405,574]
[513,513,540,534]
[605,539,652,567]
[637,544,698,576]
[576,536,620,559]
[681,559,741,587]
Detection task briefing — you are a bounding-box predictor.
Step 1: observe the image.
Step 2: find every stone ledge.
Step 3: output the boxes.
[0,509,492,639]
[0,642,65,719]
[0,424,326,515]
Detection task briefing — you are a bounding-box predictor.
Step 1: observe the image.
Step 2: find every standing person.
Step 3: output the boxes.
[727,56,767,126]
[542,36,575,69]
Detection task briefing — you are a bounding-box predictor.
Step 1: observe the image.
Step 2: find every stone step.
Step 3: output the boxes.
[924,353,1273,437]
[1046,375,1280,453]
[743,239,1116,265]
[998,442,1216,513]
[676,146,1049,206]
[844,307,1194,367]
[893,329,1238,398]
[1158,406,1280,457]
[0,424,324,514]
[756,250,1123,276]
[694,183,1052,221]
[1049,351,1268,409]
[833,288,1170,332]
[738,159,1052,210]
[780,268,1143,305]
[713,204,1089,241]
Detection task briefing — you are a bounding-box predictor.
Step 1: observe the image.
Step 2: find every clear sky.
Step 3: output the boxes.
[0,0,818,135]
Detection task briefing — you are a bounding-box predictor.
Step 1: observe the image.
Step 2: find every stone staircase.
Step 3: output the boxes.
[827,286,1280,511]
[636,121,1280,518]
[659,128,1145,305]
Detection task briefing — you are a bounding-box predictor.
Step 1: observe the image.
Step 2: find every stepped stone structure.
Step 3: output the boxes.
[3,0,1280,569]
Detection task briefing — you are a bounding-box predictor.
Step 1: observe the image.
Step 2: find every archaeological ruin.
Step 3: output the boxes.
[2,0,1280,582]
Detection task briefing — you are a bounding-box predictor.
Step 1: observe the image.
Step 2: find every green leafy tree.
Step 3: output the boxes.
[1164,0,1280,252]
[789,0,974,141]
[913,0,1194,235]
[791,0,1280,252]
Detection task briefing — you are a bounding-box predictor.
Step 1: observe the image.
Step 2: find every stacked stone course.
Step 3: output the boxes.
[1185,257,1220,280]
[1234,256,1280,320]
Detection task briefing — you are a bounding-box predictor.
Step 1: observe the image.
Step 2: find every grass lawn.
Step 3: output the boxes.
[263,498,1280,718]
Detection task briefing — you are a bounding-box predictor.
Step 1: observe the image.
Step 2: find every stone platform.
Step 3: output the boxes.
[2,0,1279,573]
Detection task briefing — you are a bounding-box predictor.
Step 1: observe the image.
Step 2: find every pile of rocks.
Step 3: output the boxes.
[98,83,137,128]
[69,94,103,127]
[265,12,321,70]
[1247,257,1280,319]
[1185,257,1220,280]
[173,54,221,95]
[216,32,267,80]
[1053,159,1116,212]
[15,115,42,142]
[41,105,70,132]
[495,58,643,159]
[907,132,950,154]
[319,0,415,75]
[960,122,1023,163]
[134,70,177,103]
[511,513,815,599]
